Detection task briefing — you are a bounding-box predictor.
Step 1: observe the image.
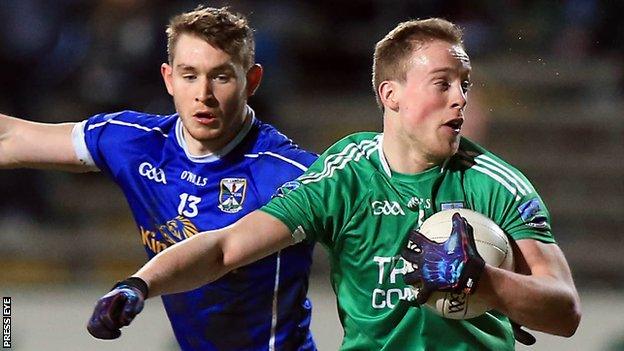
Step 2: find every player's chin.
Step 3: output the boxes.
[434,141,460,161]
[187,126,222,142]
[447,134,461,150]
[450,138,461,152]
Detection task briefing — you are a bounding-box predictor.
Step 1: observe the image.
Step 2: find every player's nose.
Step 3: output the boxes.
[450,83,467,111]
[195,81,215,104]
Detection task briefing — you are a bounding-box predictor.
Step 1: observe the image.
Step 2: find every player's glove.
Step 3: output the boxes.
[87,277,148,339]
[511,321,536,345]
[401,212,485,305]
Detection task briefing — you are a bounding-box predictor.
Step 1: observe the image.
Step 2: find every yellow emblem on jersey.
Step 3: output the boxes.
[141,215,199,254]
[158,215,199,245]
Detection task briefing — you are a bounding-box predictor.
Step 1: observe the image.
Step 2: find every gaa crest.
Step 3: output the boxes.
[218,177,247,213]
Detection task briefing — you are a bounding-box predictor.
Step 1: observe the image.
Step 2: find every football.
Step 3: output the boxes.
[416,208,514,319]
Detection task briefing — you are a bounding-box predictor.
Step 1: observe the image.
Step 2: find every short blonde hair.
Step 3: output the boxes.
[166,6,255,70]
[372,18,464,109]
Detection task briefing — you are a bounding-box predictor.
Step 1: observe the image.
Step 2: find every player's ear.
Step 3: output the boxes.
[379,80,400,112]
[161,63,174,96]
[245,64,263,96]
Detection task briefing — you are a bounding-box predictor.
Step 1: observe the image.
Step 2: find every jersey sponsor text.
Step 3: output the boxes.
[371,256,414,309]
[180,170,207,186]
[141,216,199,254]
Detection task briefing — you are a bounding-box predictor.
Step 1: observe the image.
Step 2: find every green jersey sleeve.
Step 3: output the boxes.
[458,139,555,243]
[260,174,343,246]
[261,133,376,246]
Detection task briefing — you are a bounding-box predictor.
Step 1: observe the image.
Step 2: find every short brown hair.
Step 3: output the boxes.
[372,18,464,109]
[166,6,255,70]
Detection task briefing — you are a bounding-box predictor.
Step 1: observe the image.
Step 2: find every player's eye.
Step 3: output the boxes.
[461,80,473,94]
[435,80,451,91]
[213,74,231,83]
[182,74,197,81]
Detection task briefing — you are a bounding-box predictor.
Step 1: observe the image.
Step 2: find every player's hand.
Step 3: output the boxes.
[401,212,485,305]
[87,277,148,339]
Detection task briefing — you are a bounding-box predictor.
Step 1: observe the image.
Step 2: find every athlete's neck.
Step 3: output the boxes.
[381,134,441,175]
[183,112,250,157]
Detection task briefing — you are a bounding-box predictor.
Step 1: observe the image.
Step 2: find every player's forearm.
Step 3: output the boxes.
[134,211,294,298]
[0,113,87,171]
[480,265,581,336]
[0,114,22,168]
[134,232,231,298]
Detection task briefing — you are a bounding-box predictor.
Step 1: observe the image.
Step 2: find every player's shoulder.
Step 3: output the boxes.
[450,137,536,197]
[245,119,317,171]
[298,132,381,185]
[317,131,380,158]
[253,119,298,149]
[85,110,178,136]
[453,137,526,177]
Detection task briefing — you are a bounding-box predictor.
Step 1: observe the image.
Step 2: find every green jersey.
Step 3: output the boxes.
[262,132,554,350]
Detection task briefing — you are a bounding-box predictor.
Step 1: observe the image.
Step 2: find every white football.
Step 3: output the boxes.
[416,208,514,319]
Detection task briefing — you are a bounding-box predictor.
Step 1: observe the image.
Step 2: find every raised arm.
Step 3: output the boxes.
[480,239,581,337]
[137,210,295,297]
[0,113,90,172]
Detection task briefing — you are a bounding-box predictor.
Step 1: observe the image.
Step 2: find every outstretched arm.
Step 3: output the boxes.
[0,113,90,172]
[87,210,296,339]
[137,210,295,297]
[479,239,581,337]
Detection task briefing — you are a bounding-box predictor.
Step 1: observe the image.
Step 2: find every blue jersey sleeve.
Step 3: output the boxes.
[81,111,174,179]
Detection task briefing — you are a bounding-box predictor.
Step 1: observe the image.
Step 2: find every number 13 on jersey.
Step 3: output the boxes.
[178,193,201,217]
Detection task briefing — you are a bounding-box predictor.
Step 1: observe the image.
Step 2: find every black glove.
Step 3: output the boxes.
[511,321,536,345]
[402,212,485,305]
[87,277,148,339]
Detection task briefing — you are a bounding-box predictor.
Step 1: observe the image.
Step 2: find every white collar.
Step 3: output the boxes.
[377,134,393,177]
[175,105,255,163]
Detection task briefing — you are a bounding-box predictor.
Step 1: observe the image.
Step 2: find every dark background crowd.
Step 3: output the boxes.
[0,1,622,348]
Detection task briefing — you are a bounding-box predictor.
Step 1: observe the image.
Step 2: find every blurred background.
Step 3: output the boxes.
[0,0,622,350]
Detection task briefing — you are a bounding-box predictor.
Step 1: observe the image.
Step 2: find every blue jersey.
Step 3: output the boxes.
[73,108,318,351]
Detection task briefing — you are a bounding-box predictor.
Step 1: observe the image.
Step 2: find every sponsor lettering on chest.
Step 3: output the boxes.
[180,170,208,186]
